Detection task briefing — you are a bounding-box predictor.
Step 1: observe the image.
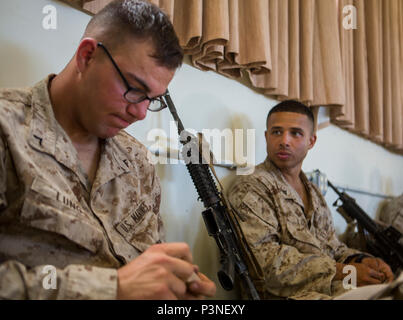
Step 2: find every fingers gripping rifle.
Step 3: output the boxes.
[328,180,403,274]
[163,91,260,300]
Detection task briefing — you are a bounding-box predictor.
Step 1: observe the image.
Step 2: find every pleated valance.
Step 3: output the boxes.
[64,0,403,154]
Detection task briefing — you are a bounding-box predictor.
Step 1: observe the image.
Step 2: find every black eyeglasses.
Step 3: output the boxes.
[97,42,167,112]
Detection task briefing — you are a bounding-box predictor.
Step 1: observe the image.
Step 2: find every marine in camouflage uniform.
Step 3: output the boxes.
[226,100,393,300]
[0,76,164,299]
[0,0,217,301]
[228,158,362,299]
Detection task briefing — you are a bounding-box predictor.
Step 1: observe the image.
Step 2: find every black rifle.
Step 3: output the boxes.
[328,180,403,274]
[162,91,260,300]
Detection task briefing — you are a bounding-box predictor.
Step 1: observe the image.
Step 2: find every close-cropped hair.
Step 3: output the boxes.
[266,100,315,132]
[83,0,183,70]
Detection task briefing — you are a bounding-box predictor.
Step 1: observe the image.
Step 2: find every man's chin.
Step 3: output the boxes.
[98,127,122,139]
[271,158,291,170]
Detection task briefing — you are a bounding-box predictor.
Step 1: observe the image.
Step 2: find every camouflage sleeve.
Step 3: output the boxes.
[0,133,7,210]
[0,260,118,300]
[228,182,336,298]
[322,208,364,263]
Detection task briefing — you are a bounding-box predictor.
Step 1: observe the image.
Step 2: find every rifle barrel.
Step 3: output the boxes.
[328,179,403,271]
[327,180,342,197]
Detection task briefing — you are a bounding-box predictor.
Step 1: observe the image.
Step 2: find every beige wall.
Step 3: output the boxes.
[1,0,403,299]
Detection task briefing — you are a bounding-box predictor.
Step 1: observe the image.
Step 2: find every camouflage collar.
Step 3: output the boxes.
[91,137,132,195]
[28,75,59,157]
[263,157,315,211]
[265,158,324,221]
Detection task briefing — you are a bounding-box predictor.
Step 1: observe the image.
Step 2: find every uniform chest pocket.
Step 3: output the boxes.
[242,191,279,230]
[115,200,161,253]
[285,216,321,251]
[20,176,103,253]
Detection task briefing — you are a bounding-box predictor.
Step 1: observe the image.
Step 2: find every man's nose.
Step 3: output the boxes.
[280,132,291,147]
[127,100,148,121]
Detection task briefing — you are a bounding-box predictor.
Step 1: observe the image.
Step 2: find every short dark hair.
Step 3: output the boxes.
[84,0,183,70]
[266,100,315,131]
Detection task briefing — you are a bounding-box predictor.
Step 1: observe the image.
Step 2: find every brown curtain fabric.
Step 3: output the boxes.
[82,0,112,12]
[331,0,403,152]
[62,0,94,8]
[82,0,403,154]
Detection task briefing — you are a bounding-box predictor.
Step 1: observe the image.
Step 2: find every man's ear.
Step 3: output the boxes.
[308,133,317,150]
[75,38,98,73]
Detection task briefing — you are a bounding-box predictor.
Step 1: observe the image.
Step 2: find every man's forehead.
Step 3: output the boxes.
[113,42,175,95]
[268,111,311,126]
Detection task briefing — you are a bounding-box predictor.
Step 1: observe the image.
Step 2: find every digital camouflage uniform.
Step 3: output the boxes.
[0,76,164,299]
[228,158,362,300]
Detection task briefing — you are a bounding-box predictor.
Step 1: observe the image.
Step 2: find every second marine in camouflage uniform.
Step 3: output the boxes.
[228,158,363,299]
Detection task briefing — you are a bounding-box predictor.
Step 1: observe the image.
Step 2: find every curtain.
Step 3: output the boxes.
[331,0,403,152]
[61,0,94,7]
[80,0,403,154]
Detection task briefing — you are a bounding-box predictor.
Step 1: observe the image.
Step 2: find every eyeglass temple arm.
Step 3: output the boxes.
[97,42,131,89]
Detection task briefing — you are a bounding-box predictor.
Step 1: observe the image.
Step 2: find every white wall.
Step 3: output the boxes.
[1,0,403,300]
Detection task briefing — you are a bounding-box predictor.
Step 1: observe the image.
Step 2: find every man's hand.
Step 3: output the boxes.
[186,272,217,299]
[349,262,388,286]
[335,258,394,287]
[116,242,216,300]
[360,257,394,283]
